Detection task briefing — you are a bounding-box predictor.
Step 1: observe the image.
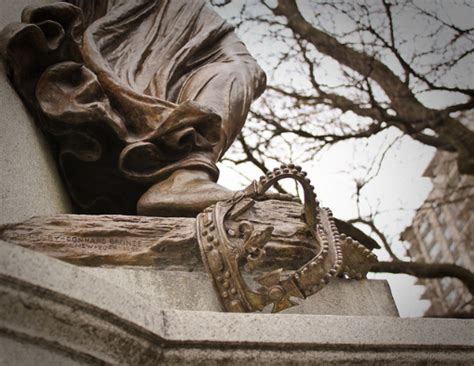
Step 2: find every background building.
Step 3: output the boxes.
[402,151,474,316]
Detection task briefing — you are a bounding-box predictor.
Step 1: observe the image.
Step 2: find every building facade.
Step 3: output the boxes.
[401,151,473,317]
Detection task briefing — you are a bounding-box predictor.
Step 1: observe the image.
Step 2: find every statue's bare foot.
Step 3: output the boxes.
[137,169,234,217]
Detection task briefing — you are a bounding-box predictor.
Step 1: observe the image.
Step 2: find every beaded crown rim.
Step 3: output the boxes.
[196,163,377,313]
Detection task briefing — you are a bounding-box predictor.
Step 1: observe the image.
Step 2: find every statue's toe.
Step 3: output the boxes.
[137,180,233,217]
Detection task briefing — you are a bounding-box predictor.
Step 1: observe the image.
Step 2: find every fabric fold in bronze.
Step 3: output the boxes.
[0,0,266,214]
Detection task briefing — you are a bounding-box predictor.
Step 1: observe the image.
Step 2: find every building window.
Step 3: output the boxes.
[447,172,460,188]
[447,241,458,257]
[425,231,435,246]
[438,210,446,225]
[429,242,441,259]
[440,278,452,293]
[456,221,465,233]
[443,227,453,242]
[419,221,430,236]
[446,290,457,306]
[455,257,466,267]
[434,174,446,186]
[447,204,459,222]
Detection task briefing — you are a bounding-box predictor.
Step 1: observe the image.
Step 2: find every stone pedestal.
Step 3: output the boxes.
[1,241,472,365]
[85,267,399,316]
[0,0,71,226]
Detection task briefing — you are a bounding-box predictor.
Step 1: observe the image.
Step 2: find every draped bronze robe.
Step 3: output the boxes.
[0,0,266,213]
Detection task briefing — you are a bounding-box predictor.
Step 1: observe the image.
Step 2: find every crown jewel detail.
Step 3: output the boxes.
[196,164,377,313]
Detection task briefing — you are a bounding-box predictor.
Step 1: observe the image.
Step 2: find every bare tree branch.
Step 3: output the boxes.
[371,261,474,296]
[349,218,400,261]
[271,0,474,174]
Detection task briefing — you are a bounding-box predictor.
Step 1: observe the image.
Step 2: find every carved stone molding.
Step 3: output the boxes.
[1,241,473,365]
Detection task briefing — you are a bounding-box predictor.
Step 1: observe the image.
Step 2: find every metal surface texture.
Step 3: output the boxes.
[196,164,378,313]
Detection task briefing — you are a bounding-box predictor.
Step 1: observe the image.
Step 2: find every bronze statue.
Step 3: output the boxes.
[0,0,266,216]
[0,1,381,314]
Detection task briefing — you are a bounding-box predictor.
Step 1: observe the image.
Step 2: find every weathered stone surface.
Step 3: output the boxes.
[0,241,473,365]
[0,335,84,366]
[86,267,222,312]
[0,0,71,226]
[85,267,399,316]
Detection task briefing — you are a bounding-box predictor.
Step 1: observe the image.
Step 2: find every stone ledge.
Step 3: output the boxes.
[1,241,473,365]
[84,267,399,316]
